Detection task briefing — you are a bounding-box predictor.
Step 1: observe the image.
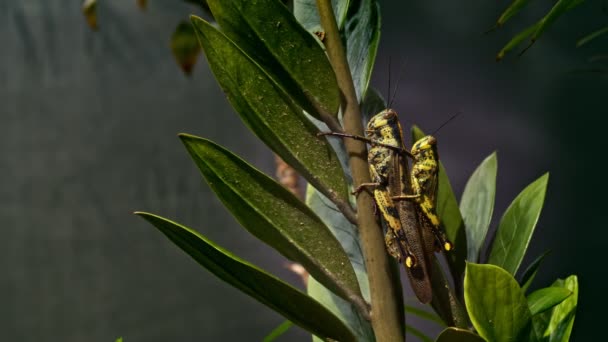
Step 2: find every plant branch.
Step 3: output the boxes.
[315,0,405,341]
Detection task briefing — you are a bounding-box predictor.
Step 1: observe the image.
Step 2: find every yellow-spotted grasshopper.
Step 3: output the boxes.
[393,136,453,253]
[319,109,439,303]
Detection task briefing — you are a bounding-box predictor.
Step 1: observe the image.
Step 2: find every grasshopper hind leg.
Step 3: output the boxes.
[435,229,453,252]
[419,215,453,252]
[384,229,417,268]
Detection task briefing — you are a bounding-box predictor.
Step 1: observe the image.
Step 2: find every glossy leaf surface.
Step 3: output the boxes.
[206,0,340,119]
[527,287,572,316]
[488,173,549,275]
[465,263,532,342]
[460,152,497,263]
[180,135,361,303]
[192,17,349,202]
[136,213,356,341]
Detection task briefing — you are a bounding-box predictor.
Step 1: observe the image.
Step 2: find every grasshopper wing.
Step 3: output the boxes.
[390,151,434,303]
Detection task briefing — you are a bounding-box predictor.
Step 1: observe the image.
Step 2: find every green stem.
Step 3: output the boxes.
[315,1,405,341]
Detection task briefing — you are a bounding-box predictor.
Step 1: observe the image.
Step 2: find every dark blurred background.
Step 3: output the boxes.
[1,0,606,341]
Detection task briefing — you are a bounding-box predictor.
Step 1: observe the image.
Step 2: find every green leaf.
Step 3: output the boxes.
[294,0,350,31]
[496,0,584,60]
[114,338,123,342]
[345,0,381,100]
[406,324,433,342]
[293,0,378,101]
[496,22,540,61]
[171,21,201,75]
[308,277,373,342]
[412,126,467,286]
[520,251,551,293]
[527,287,572,316]
[429,257,469,328]
[82,0,97,30]
[460,152,497,263]
[436,327,486,342]
[531,0,584,42]
[488,173,549,275]
[180,135,362,305]
[533,276,578,342]
[135,213,356,342]
[577,25,608,47]
[495,0,533,27]
[191,17,349,203]
[263,321,293,342]
[305,186,374,341]
[205,0,340,119]
[464,263,532,342]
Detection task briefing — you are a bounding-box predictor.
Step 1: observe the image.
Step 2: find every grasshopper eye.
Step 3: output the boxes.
[383,110,396,120]
[427,136,437,145]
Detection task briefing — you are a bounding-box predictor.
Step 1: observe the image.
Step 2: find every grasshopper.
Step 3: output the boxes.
[319,109,437,303]
[393,136,453,252]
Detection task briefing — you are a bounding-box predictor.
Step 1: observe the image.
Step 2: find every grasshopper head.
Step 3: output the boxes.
[411,135,437,156]
[365,109,400,138]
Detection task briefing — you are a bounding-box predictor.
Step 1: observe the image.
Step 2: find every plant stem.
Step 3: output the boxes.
[315,1,405,341]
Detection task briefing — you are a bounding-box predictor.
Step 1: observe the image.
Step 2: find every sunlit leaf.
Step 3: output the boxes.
[465,263,533,342]
[180,135,362,304]
[488,173,549,275]
[294,0,350,31]
[460,152,497,263]
[306,187,374,342]
[533,276,578,342]
[135,213,356,342]
[206,0,340,119]
[191,17,349,202]
[171,21,201,75]
[345,0,381,100]
[527,287,572,316]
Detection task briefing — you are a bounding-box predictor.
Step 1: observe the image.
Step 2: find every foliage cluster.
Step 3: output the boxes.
[125,1,580,341]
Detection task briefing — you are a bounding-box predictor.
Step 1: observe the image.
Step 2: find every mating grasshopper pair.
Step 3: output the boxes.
[320,109,452,303]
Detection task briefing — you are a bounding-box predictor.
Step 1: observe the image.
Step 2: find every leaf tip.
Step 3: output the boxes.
[178,133,202,144]
[538,172,550,185]
[190,14,204,23]
[133,211,152,218]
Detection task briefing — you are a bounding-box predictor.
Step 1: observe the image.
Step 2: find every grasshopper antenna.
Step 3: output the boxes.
[387,56,392,107]
[431,112,461,136]
[387,57,408,109]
